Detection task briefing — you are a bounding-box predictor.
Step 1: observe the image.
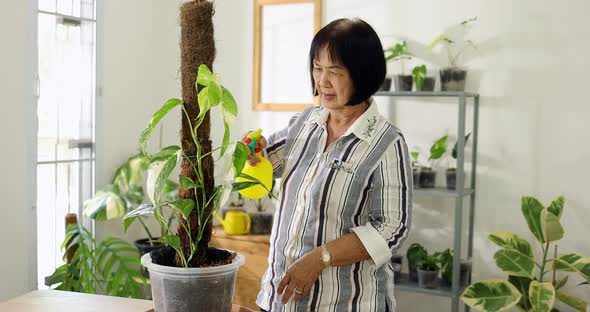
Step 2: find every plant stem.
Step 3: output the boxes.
[138,217,154,245]
[539,241,550,281]
[552,245,558,284]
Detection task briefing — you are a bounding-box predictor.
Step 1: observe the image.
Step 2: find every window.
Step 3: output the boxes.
[36,0,97,289]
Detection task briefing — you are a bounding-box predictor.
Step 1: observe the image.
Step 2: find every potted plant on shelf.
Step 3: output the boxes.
[435,248,472,287]
[385,41,413,91]
[82,154,178,265]
[429,17,478,91]
[410,150,421,188]
[417,251,441,289]
[462,195,589,312]
[446,133,471,190]
[407,242,428,282]
[412,64,435,91]
[419,135,448,188]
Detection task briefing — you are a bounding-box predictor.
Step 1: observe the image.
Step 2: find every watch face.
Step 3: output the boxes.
[322,253,330,262]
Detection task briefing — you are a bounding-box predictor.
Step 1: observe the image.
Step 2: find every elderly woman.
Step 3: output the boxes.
[251,18,412,312]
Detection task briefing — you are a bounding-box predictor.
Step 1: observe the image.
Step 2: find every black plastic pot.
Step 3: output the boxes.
[440,67,467,91]
[446,168,457,190]
[442,260,472,286]
[392,262,402,283]
[379,77,392,91]
[416,77,435,91]
[412,167,420,189]
[417,269,440,289]
[394,75,413,91]
[250,211,273,235]
[419,167,436,188]
[134,238,164,277]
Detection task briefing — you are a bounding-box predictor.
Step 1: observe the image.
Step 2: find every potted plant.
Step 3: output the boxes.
[82,154,178,265]
[419,135,448,188]
[462,195,589,312]
[385,41,413,91]
[248,179,276,235]
[429,17,478,91]
[410,151,421,188]
[435,248,472,287]
[446,133,471,190]
[407,242,428,282]
[412,64,435,91]
[416,252,441,289]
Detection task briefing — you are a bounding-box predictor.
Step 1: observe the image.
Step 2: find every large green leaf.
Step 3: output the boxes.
[546,196,564,219]
[160,235,181,251]
[171,199,195,220]
[551,254,590,284]
[452,133,471,159]
[179,176,198,191]
[541,209,564,242]
[462,280,522,312]
[139,98,182,155]
[494,248,535,278]
[521,196,545,243]
[197,86,212,121]
[429,135,448,160]
[122,203,155,232]
[509,275,533,312]
[407,243,428,271]
[196,63,214,87]
[233,141,250,178]
[220,86,238,157]
[529,281,555,312]
[412,65,427,90]
[146,146,180,204]
[82,187,126,221]
[554,275,568,290]
[489,231,533,258]
[555,291,587,312]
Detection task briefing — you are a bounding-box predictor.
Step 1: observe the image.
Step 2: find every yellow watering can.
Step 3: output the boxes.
[236,129,273,200]
[215,210,251,235]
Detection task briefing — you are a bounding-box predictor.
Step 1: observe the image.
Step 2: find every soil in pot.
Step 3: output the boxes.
[379,77,392,91]
[250,211,273,235]
[417,269,440,289]
[419,167,436,188]
[416,77,435,91]
[394,75,413,91]
[144,246,244,312]
[440,67,467,91]
[135,238,164,277]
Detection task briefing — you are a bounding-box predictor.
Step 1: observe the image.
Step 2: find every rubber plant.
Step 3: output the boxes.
[461,195,589,312]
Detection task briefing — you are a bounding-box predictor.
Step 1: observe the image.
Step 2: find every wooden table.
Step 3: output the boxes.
[0,290,256,312]
[210,226,271,310]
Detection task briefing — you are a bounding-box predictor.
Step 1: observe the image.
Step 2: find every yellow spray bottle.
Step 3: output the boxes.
[236,129,273,199]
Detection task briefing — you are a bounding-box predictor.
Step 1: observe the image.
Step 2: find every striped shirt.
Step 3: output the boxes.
[256,98,413,312]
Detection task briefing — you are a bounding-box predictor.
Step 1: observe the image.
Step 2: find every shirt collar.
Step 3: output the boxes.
[308,97,379,143]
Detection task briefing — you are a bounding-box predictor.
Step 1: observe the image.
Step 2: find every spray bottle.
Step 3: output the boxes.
[236,129,273,199]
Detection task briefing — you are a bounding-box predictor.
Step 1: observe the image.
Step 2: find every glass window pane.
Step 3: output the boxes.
[38,0,56,12]
[36,163,57,289]
[56,0,73,16]
[81,0,95,20]
[72,0,81,18]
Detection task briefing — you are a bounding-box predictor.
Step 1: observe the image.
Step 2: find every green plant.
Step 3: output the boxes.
[407,243,428,273]
[417,253,441,272]
[412,64,427,90]
[461,195,589,312]
[435,248,454,282]
[124,64,260,268]
[384,41,412,75]
[451,133,471,160]
[46,223,146,298]
[410,151,420,168]
[83,154,178,244]
[428,135,448,166]
[429,17,478,68]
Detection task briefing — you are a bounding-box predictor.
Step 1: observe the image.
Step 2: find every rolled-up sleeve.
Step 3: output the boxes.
[351,136,413,268]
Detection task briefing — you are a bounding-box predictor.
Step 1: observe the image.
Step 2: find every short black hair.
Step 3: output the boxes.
[309,18,386,106]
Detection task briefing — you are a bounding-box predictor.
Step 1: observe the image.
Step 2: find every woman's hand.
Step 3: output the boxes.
[241,131,267,166]
[277,248,324,304]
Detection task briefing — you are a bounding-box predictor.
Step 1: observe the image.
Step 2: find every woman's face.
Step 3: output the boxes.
[312,46,354,109]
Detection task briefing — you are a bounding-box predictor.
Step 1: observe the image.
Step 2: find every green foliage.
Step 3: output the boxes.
[46,224,146,299]
[384,41,412,75]
[407,243,428,272]
[417,253,440,272]
[412,64,427,91]
[451,133,471,159]
[434,248,453,283]
[429,135,448,161]
[429,17,478,67]
[129,64,259,267]
[461,195,589,312]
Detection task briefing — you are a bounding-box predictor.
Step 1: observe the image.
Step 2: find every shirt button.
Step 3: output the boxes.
[316,153,321,158]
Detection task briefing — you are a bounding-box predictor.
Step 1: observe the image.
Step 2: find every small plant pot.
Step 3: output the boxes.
[392,262,402,283]
[142,248,245,312]
[440,67,467,91]
[419,167,436,188]
[379,77,392,91]
[442,260,472,286]
[415,77,435,91]
[412,167,420,189]
[394,75,413,91]
[134,238,164,277]
[409,269,418,282]
[250,211,273,235]
[446,168,456,190]
[417,269,440,289]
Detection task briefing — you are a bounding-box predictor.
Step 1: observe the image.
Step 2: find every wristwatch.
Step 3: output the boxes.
[320,244,332,268]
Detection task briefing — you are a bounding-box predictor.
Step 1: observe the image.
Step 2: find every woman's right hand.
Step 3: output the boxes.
[241,131,267,166]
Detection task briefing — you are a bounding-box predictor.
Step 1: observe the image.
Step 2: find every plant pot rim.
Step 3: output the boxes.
[417,268,440,273]
[441,66,467,72]
[134,238,163,247]
[141,251,245,277]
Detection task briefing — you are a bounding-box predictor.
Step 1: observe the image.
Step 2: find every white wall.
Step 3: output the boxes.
[0,0,37,301]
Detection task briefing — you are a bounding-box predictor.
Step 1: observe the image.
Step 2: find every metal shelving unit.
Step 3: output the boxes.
[375,91,480,312]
